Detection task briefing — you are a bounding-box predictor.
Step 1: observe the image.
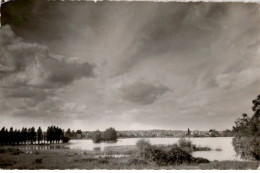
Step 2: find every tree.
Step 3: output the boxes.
[186,128,191,136]
[21,127,28,144]
[37,127,43,144]
[103,127,117,141]
[28,127,36,144]
[65,128,72,138]
[9,127,14,145]
[92,130,102,143]
[232,94,260,160]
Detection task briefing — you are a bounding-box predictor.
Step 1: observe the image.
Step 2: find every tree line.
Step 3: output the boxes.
[0,126,68,145]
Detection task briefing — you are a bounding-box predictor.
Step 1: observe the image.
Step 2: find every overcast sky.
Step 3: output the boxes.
[0,2,260,131]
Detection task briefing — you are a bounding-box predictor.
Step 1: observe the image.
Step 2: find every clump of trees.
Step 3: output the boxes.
[92,127,117,143]
[0,126,67,145]
[232,94,260,161]
[65,128,83,139]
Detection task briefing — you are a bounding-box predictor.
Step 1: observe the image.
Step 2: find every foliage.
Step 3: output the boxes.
[186,128,191,136]
[92,128,118,143]
[37,127,43,144]
[209,129,219,137]
[177,138,211,153]
[141,145,209,166]
[0,126,65,145]
[232,94,260,161]
[103,127,117,141]
[62,136,70,143]
[136,139,151,151]
[93,130,102,143]
[47,126,64,144]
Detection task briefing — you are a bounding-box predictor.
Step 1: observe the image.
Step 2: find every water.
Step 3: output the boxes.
[67,137,242,161]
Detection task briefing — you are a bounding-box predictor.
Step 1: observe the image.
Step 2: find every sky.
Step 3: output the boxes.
[0,1,260,131]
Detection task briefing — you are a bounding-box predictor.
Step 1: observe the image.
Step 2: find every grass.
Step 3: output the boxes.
[0,146,259,169]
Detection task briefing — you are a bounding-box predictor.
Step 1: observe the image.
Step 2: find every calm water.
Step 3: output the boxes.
[68,137,242,161]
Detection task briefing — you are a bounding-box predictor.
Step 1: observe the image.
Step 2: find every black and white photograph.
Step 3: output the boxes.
[0,0,260,170]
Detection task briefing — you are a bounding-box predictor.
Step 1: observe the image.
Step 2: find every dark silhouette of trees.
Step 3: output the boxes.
[65,128,72,138]
[0,125,65,146]
[21,127,28,144]
[232,94,260,161]
[92,128,117,143]
[28,127,36,144]
[37,127,43,144]
[103,127,117,141]
[47,126,64,144]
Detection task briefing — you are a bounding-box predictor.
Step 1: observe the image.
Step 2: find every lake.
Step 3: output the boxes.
[67,137,242,161]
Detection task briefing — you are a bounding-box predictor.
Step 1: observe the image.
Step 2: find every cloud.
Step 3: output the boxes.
[216,67,260,89]
[0,25,95,118]
[119,81,169,105]
[0,25,95,89]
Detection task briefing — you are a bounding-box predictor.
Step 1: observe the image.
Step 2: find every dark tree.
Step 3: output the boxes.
[65,128,72,138]
[28,127,36,144]
[92,130,102,143]
[103,127,117,141]
[37,127,43,144]
[187,128,191,136]
[21,127,28,144]
[232,94,260,160]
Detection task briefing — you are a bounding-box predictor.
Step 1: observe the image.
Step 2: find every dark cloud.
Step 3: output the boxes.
[0,25,95,89]
[0,25,95,116]
[1,2,260,130]
[119,81,169,105]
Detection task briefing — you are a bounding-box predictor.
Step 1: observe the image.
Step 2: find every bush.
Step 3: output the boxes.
[136,139,151,150]
[141,145,209,166]
[177,138,211,153]
[178,138,195,153]
[62,136,70,143]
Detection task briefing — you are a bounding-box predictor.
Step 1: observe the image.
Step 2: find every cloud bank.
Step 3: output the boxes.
[1,2,260,130]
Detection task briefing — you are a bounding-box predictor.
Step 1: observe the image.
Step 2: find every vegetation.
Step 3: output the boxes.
[136,139,151,151]
[0,126,66,145]
[138,144,209,166]
[177,138,211,153]
[93,130,102,143]
[232,94,260,161]
[0,145,258,169]
[92,128,118,143]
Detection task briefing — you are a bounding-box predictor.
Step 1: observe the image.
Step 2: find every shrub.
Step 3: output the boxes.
[177,138,195,153]
[62,136,70,143]
[141,145,209,166]
[136,139,151,150]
